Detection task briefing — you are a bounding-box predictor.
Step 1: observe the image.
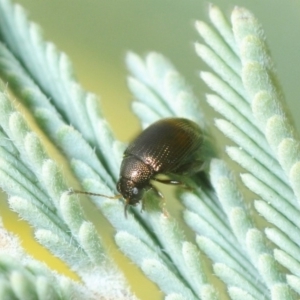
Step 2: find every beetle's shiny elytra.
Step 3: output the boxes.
[70,117,203,217]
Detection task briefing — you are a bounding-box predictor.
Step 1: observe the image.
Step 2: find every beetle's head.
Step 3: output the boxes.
[117,177,145,216]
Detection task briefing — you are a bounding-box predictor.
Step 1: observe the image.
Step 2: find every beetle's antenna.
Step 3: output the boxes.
[68,189,121,200]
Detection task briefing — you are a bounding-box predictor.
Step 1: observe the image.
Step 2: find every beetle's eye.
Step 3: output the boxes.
[132,187,139,195]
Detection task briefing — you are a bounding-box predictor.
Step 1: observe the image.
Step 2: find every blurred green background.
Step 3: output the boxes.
[2,0,300,299]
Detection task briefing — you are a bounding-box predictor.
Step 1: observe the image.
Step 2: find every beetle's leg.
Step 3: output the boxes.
[152,178,182,185]
[124,199,130,218]
[149,183,169,217]
[152,177,193,191]
[149,183,164,198]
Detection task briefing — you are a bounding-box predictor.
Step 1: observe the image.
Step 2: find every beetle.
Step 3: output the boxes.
[70,117,204,217]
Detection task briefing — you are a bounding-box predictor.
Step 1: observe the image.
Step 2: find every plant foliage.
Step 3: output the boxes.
[0,0,298,299]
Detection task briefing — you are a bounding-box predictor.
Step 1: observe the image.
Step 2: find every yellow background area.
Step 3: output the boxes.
[2,1,300,299]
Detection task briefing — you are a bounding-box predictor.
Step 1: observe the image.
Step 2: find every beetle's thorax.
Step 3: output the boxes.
[119,154,154,183]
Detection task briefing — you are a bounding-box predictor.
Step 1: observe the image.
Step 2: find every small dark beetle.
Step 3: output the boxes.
[71,118,204,217]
